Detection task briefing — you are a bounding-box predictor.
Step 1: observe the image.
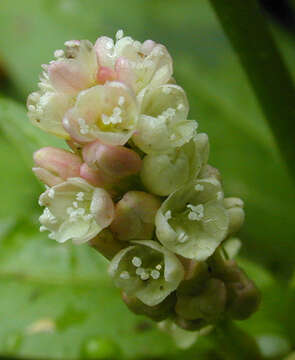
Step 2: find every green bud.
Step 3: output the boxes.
[174,316,208,331]
[155,177,229,260]
[108,240,184,306]
[224,197,245,236]
[122,292,176,322]
[140,134,209,196]
[226,275,261,320]
[177,260,210,296]
[175,279,226,323]
[89,229,124,260]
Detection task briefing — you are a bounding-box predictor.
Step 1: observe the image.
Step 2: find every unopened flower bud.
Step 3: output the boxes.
[122,292,176,322]
[80,163,113,188]
[175,279,226,323]
[108,240,184,306]
[177,260,210,296]
[174,317,207,331]
[199,164,222,182]
[226,272,260,320]
[141,133,209,196]
[33,147,82,186]
[82,140,142,178]
[89,229,124,260]
[110,191,161,241]
[224,197,245,236]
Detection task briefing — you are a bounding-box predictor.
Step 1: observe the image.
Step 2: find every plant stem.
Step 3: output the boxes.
[208,0,295,181]
[211,318,263,360]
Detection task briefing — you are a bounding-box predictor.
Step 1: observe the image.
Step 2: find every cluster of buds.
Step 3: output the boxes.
[28,30,260,342]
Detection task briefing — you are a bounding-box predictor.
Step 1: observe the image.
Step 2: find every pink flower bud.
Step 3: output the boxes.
[33,147,82,186]
[82,140,142,178]
[110,191,161,241]
[80,163,113,187]
[48,61,91,94]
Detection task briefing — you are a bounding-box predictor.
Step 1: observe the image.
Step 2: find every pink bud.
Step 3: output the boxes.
[48,61,91,94]
[80,163,113,187]
[96,66,117,84]
[110,191,161,241]
[82,140,142,178]
[33,147,82,186]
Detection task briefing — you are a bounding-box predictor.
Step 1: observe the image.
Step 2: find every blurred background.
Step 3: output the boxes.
[0,0,294,359]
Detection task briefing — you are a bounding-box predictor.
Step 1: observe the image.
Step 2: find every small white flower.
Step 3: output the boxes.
[38,177,114,244]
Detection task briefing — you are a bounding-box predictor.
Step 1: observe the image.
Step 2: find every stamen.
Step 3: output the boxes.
[151,270,160,280]
[120,271,130,280]
[132,256,142,267]
[195,184,204,192]
[115,29,124,41]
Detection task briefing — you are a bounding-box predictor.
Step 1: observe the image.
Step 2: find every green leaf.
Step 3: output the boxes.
[0,221,213,359]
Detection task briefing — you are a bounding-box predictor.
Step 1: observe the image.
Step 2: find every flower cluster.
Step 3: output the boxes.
[28,31,259,344]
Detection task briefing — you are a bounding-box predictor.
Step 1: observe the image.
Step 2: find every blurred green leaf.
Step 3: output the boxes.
[0,221,214,359]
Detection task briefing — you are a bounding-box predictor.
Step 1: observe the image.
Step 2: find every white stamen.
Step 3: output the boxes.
[164,210,172,220]
[187,204,204,221]
[115,29,124,41]
[156,264,162,270]
[118,96,125,106]
[76,192,84,201]
[217,191,223,200]
[140,272,150,281]
[78,118,89,135]
[151,270,160,280]
[28,105,36,112]
[120,271,130,280]
[195,184,204,192]
[48,188,55,199]
[132,256,142,267]
[178,231,188,243]
[54,49,64,58]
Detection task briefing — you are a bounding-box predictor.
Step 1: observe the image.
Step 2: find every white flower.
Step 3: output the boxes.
[38,177,114,244]
[27,40,98,138]
[63,81,139,146]
[132,84,197,154]
[108,240,184,306]
[155,178,229,260]
[95,33,173,93]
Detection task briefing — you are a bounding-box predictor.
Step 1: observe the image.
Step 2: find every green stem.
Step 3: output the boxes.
[208,0,295,181]
[212,318,263,360]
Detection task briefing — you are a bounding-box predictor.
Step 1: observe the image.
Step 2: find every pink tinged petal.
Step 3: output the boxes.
[32,167,63,187]
[96,66,117,84]
[80,163,113,187]
[115,57,134,90]
[94,36,115,68]
[141,40,157,54]
[33,147,82,185]
[82,140,142,178]
[63,82,138,146]
[27,91,73,139]
[48,61,92,95]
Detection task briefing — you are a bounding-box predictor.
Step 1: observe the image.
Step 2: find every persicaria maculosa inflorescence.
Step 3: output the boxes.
[27,30,260,347]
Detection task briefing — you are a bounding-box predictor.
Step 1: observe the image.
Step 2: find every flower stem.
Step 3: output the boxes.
[212,318,263,360]
[208,0,295,181]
